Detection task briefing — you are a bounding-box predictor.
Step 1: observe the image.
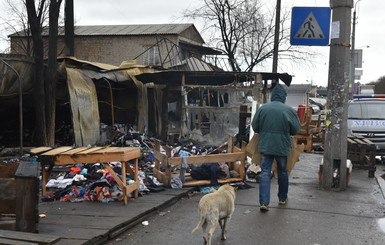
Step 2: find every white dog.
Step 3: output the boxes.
[192,184,237,245]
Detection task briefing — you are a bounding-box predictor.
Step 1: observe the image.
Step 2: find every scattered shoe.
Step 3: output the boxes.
[278,199,288,205]
[260,204,269,212]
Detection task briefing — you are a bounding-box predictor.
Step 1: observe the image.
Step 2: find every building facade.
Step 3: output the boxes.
[9,24,218,67]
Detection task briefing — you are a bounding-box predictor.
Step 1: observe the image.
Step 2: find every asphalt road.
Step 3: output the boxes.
[104,153,385,245]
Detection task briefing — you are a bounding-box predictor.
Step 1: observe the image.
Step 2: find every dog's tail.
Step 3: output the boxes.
[192,212,205,233]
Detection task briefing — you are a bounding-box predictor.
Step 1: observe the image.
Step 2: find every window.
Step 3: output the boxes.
[348,103,362,119]
[142,45,160,66]
[365,103,385,119]
[348,101,385,119]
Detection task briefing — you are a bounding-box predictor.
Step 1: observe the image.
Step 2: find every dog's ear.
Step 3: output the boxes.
[233,186,238,192]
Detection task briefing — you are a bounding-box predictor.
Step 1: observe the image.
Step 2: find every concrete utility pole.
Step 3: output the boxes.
[322,0,353,190]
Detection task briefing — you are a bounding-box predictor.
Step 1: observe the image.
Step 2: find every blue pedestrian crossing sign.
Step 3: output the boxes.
[290,7,331,46]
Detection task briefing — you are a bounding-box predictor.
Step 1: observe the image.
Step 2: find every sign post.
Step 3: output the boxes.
[290,7,331,46]
[290,3,353,190]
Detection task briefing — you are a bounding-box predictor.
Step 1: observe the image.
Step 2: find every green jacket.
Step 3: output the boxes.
[251,84,300,156]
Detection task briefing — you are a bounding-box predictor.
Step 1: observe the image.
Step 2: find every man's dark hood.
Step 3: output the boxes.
[271,84,287,103]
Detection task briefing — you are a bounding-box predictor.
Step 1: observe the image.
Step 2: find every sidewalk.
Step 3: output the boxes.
[34,152,385,245]
[37,187,194,245]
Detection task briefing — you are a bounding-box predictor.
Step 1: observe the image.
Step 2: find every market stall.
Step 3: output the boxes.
[30,146,141,205]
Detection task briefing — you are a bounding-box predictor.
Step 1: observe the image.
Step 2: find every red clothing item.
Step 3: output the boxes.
[70,167,82,174]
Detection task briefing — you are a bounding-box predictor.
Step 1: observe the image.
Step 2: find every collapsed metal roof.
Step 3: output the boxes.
[135,70,292,86]
[0,54,34,97]
[179,40,222,55]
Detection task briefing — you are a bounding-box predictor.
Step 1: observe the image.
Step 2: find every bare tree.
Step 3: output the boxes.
[24,0,63,146]
[184,0,315,72]
[0,0,49,55]
[64,0,74,56]
[0,0,31,54]
[46,0,63,145]
[25,0,48,145]
[2,0,64,146]
[369,76,385,94]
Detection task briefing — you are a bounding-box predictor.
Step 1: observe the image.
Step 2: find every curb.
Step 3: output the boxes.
[375,172,385,199]
[89,187,196,245]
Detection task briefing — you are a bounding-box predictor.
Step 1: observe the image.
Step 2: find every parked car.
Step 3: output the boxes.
[347,95,385,159]
[309,98,326,111]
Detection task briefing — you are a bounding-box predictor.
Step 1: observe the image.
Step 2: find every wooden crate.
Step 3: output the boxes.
[0,161,40,233]
[153,137,246,187]
[347,135,376,178]
[294,109,323,153]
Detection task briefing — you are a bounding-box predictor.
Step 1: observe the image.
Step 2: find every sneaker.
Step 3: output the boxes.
[278,199,288,205]
[260,204,269,212]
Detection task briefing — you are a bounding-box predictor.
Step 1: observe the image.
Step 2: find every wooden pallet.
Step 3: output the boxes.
[347,135,376,177]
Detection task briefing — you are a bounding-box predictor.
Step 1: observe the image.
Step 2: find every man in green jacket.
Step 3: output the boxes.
[251,83,300,212]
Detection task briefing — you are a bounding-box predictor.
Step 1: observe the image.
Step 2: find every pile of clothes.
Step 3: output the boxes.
[41,161,165,203]
[2,126,253,202]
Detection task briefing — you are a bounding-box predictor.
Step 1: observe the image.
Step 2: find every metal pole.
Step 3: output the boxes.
[349,0,361,97]
[102,78,114,126]
[349,3,357,97]
[272,0,281,75]
[0,58,23,156]
[323,0,353,190]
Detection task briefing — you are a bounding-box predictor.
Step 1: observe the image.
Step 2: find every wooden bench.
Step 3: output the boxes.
[153,137,246,187]
[0,161,40,233]
[30,146,141,205]
[347,135,376,178]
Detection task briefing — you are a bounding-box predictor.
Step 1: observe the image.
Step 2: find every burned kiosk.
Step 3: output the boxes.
[136,70,292,145]
[136,70,292,186]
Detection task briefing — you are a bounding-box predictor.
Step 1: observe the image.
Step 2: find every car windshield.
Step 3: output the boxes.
[348,102,385,119]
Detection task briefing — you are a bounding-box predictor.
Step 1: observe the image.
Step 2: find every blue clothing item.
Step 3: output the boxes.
[251,84,300,156]
[199,185,220,194]
[178,150,190,157]
[259,155,288,205]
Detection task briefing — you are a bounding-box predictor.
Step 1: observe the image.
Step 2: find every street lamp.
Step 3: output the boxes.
[357,45,369,49]
[349,0,362,97]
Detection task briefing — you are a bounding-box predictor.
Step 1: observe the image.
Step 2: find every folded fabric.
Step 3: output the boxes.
[171,176,183,188]
[46,176,73,189]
